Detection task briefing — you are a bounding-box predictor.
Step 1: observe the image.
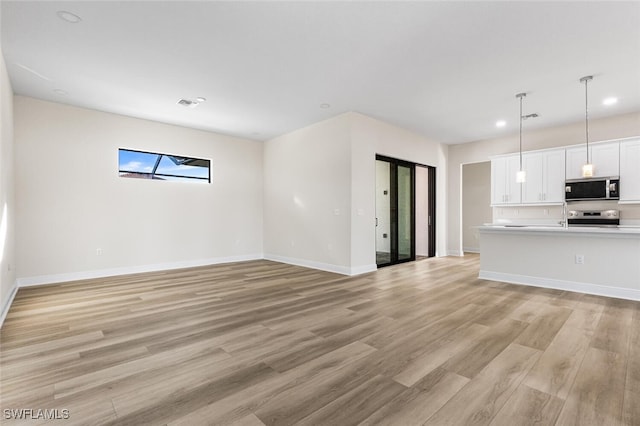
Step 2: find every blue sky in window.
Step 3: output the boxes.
[156,155,208,178]
[119,150,157,173]
[119,149,209,180]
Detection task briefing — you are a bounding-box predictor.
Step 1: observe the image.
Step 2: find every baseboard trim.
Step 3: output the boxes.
[264,254,375,276]
[479,270,640,301]
[16,254,264,288]
[349,264,378,276]
[0,281,19,329]
[447,250,464,256]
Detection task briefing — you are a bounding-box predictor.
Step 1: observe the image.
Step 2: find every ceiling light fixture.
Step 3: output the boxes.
[196,97,206,103]
[580,75,594,178]
[53,88,68,96]
[602,97,618,106]
[177,99,199,108]
[495,120,506,128]
[56,11,82,24]
[320,103,331,109]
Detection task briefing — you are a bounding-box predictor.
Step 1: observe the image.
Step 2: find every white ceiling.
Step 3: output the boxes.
[2,1,639,144]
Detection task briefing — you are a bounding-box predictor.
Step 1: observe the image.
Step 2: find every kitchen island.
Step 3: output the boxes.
[478,225,640,301]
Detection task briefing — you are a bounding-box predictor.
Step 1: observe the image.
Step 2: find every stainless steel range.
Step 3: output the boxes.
[567,209,620,227]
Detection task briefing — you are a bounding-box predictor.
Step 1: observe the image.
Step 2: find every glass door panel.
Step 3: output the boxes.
[375,156,415,267]
[375,160,392,266]
[397,164,413,261]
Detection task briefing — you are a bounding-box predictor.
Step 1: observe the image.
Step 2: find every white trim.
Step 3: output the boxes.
[479,270,640,301]
[16,254,263,287]
[0,281,18,329]
[350,264,377,275]
[463,246,480,254]
[264,254,374,276]
[447,250,464,256]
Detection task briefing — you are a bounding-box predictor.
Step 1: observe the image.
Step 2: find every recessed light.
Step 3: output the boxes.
[320,103,331,109]
[603,97,618,106]
[196,97,206,103]
[495,120,506,128]
[53,88,68,96]
[56,11,82,24]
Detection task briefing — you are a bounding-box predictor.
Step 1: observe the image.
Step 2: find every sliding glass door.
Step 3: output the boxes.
[376,156,415,267]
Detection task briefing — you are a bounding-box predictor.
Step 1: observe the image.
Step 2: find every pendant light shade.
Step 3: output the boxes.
[580,75,594,178]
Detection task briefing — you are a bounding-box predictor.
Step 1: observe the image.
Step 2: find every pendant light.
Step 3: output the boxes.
[580,75,594,178]
[515,93,527,183]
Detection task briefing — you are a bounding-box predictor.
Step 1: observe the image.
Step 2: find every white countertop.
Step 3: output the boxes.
[479,224,640,237]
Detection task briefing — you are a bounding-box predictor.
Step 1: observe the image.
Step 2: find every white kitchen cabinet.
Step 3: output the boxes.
[619,138,640,203]
[521,149,565,204]
[491,155,521,205]
[566,141,620,179]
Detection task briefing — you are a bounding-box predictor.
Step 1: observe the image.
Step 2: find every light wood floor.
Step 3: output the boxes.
[1,254,638,425]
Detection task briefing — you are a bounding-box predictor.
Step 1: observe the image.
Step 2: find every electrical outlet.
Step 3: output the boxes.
[96,248,103,256]
[575,254,585,264]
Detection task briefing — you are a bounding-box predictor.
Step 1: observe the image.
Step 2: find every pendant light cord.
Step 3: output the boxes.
[582,76,592,164]
[585,78,589,163]
[519,94,523,170]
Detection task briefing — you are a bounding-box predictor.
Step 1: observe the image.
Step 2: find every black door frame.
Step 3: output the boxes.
[425,164,437,258]
[376,155,436,267]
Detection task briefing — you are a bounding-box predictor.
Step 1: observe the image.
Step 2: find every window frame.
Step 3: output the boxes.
[118,148,211,183]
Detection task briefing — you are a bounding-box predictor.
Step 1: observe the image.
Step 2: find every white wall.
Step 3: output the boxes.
[0,49,17,325]
[263,114,352,272]
[448,112,640,255]
[350,112,448,270]
[415,166,429,257]
[14,97,264,284]
[263,111,447,274]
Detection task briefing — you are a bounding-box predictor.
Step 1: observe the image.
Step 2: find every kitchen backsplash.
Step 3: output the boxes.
[493,201,640,226]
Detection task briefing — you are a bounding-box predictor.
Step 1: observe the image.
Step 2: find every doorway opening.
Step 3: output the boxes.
[375,155,435,267]
[461,161,491,255]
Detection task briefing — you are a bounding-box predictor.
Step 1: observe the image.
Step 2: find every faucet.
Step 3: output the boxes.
[560,202,568,228]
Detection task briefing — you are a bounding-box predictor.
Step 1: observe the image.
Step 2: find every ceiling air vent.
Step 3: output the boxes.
[177,99,198,108]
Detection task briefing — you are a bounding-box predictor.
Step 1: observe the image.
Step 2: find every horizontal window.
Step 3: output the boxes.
[118,149,210,183]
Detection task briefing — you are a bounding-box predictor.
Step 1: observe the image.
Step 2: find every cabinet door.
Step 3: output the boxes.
[542,150,566,202]
[504,155,522,204]
[566,146,587,180]
[491,158,507,205]
[591,142,619,177]
[491,156,521,205]
[566,142,619,179]
[521,153,543,203]
[620,139,640,202]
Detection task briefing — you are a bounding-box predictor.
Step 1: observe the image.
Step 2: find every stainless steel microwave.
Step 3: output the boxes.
[565,177,620,201]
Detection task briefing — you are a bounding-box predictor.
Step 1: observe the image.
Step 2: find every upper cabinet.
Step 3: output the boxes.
[619,139,640,203]
[491,155,521,205]
[521,149,565,204]
[491,138,633,207]
[566,141,620,180]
